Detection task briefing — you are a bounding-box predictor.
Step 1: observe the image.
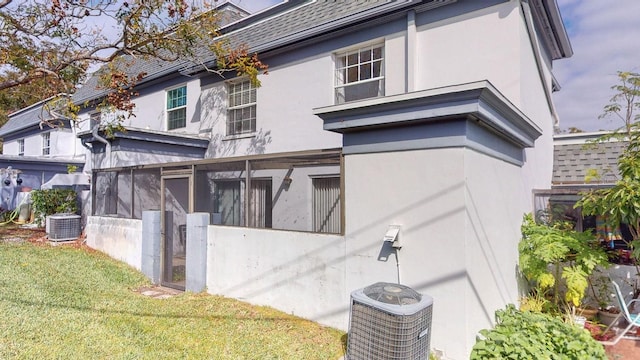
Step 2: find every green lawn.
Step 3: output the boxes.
[0,241,345,359]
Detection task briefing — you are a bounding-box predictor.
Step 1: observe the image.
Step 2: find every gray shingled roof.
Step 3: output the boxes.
[0,100,57,138]
[553,140,625,186]
[73,0,436,104]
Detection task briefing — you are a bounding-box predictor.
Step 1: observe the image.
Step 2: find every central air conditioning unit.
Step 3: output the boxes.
[347,282,433,360]
[46,213,82,241]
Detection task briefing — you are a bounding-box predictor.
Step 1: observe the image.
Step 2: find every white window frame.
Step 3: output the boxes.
[166,85,187,130]
[90,111,102,130]
[227,79,257,136]
[334,43,385,104]
[42,132,50,156]
[17,139,24,156]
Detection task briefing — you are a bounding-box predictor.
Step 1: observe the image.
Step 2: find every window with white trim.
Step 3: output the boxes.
[42,132,50,155]
[227,80,256,136]
[166,86,187,130]
[17,139,24,156]
[335,44,384,104]
[90,111,101,129]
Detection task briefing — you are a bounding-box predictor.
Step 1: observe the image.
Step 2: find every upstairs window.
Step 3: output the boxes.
[18,139,24,156]
[335,44,384,104]
[42,132,50,155]
[90,112,101,129]
[167,86,187,130]
[227,80,256,136]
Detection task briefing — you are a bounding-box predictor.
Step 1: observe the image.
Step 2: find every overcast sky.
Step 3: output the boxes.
[236,0,639,132]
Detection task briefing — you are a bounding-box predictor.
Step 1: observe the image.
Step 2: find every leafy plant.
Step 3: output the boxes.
[577,129,640,300]
[519,214,608,309]
[519,291,550,313]
[471,305,606,359]
[30,189,78,226]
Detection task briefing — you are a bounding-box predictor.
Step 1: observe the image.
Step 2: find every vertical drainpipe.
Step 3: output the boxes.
[406,10,416,93]
[245,160,251,227]
[91,125,111,169]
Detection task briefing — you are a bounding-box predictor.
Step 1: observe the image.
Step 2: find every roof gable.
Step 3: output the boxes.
[0,95,70,138]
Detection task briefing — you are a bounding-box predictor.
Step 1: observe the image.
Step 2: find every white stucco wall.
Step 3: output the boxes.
[342,148,469,359]
[416,3,522,104]
[415,1,556,198]
[199,57,344,158]
[4,127,83,158]
[85,216,143,270]
[463,149,526,354]
[206,226,347,328]
[516,2,557,193]
[121,78,202,134]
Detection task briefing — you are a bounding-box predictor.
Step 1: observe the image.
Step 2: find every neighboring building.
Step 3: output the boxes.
[539,132,630,250]
[0,95,86,210]
[72,0,571,358]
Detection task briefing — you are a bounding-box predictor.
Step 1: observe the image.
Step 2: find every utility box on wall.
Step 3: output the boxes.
[347,282,434,360]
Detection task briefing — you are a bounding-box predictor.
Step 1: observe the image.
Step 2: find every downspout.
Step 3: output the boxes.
[91,124,112,169]
[79,127,94,176]
[519,0,561,129]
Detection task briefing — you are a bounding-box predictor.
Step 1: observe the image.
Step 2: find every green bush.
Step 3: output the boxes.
[30,189,78,226]
[519,214,608,309]
[471,305,606,360]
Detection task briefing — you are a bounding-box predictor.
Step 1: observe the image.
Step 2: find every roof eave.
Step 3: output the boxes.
[183,0,446,75]
[531,0,573,60]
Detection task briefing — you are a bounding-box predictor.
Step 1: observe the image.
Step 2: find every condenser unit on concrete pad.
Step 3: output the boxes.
[347,282,433,360]
[46,213,81,241]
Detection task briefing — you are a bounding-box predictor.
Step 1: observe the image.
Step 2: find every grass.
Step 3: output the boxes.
[0,238,345,359]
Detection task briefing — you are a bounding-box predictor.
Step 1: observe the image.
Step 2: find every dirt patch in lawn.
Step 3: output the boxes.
[0,224,45,243]
[136,286,183,299]
[0,223,91,250]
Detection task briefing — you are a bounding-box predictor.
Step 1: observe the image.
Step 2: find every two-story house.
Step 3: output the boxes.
[70,0,572,358]
[0,95,86,210]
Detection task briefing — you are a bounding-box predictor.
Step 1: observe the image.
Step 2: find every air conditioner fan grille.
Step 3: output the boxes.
[47,214,81,241]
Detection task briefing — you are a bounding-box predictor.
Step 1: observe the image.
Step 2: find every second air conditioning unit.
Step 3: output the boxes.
[46,213,81,241]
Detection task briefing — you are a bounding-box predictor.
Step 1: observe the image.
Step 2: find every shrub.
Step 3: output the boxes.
[470,305,606,360]
[519,214,608,309]
[30,189,78,226]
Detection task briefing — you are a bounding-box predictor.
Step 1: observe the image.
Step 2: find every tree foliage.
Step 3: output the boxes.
[598,71,640,134]
[0,0,267,127]
[578,70,640,263]
[578,130,640,260]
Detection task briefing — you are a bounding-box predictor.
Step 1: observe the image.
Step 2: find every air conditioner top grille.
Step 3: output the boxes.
[49,213,81,220]
[364,282,422,305]
[351,282,433,316]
